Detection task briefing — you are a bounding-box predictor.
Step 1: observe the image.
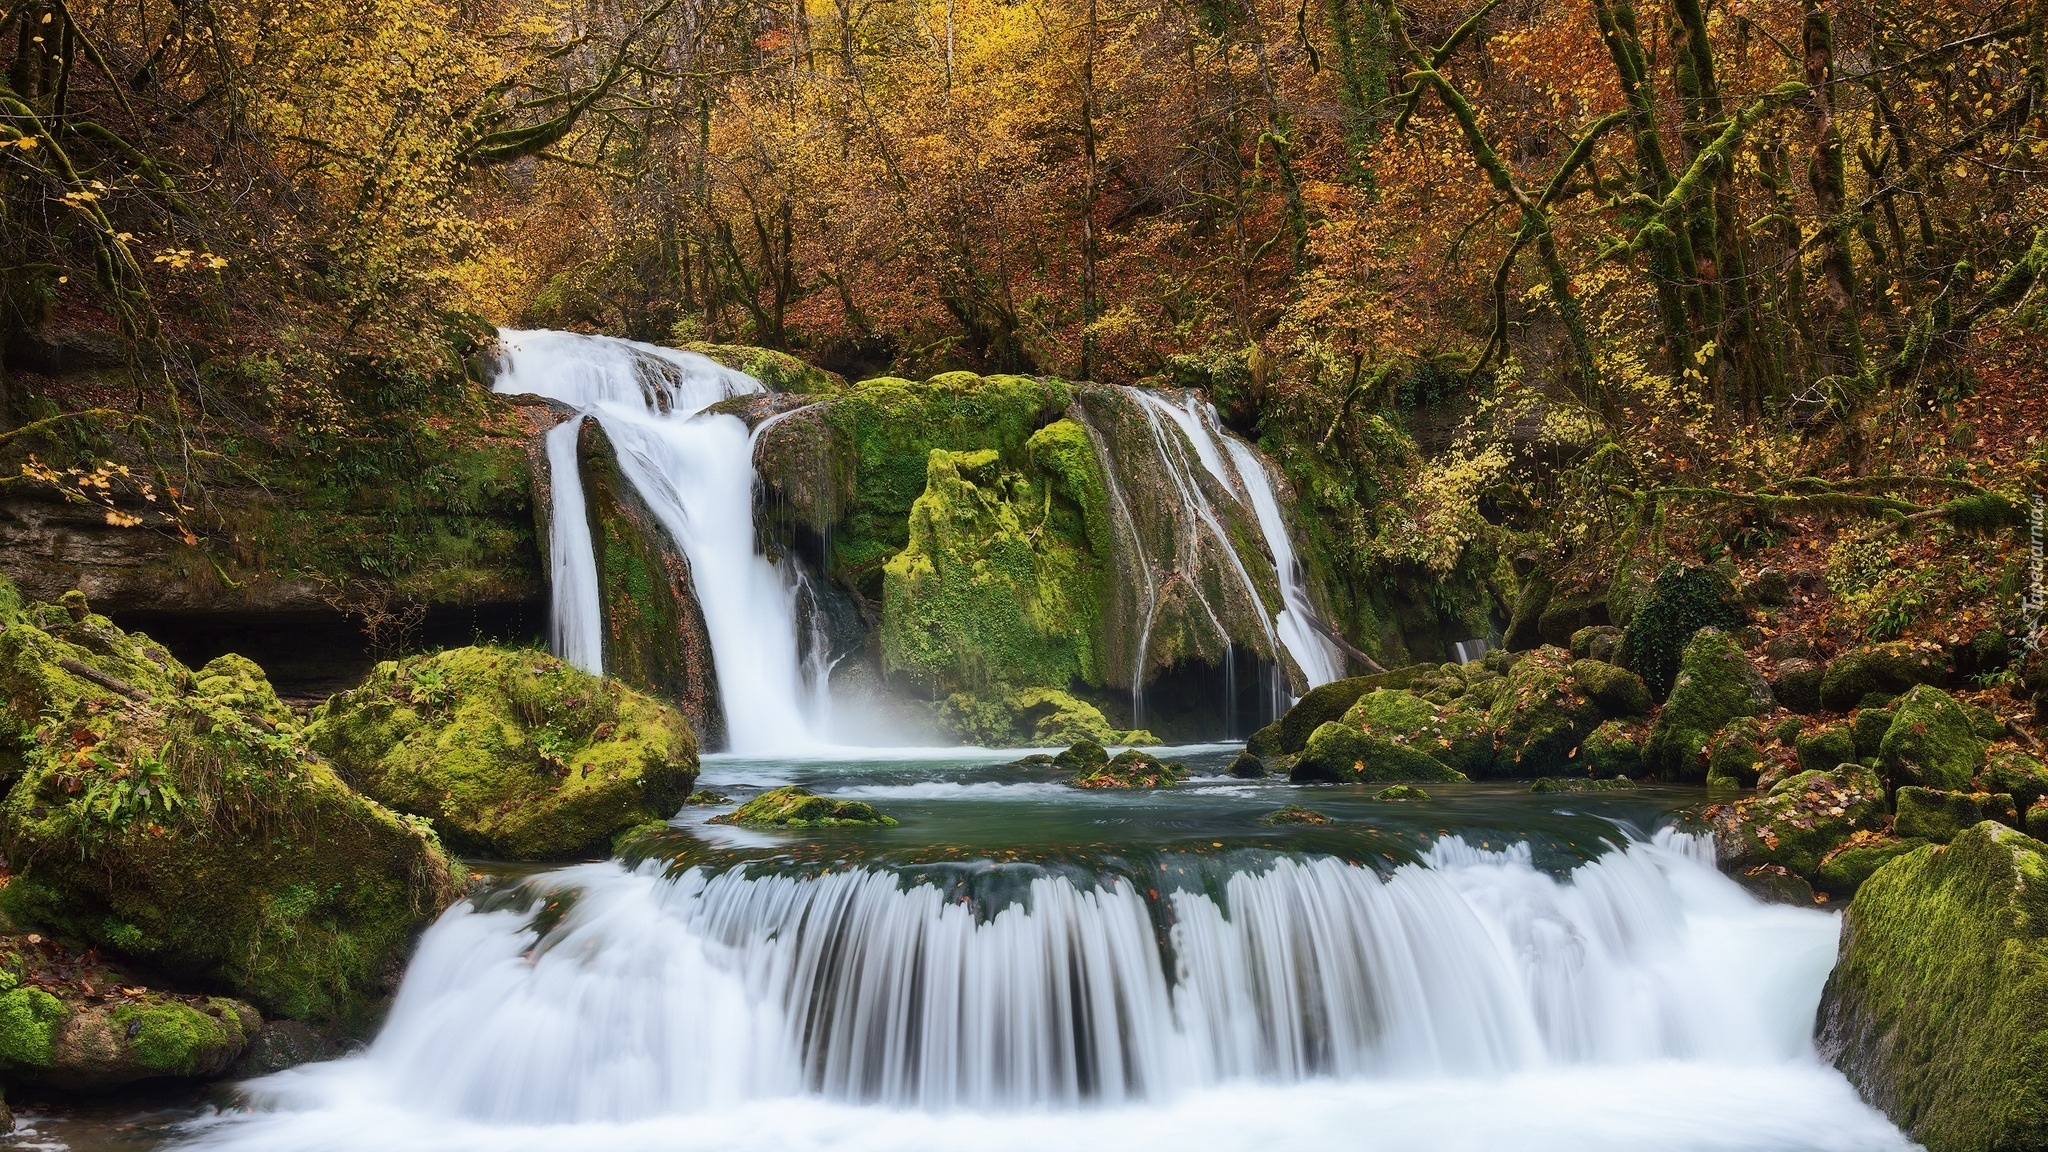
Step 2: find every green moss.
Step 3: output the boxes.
[1245,666,1428,758]
[1620,563,1745,699]
[1581,720,1644,777]
[1290,721,1466,783]
[1341,688,1494,777]
[1572,659,1652,717]
[306,646,699,860]
[0,603,461,1028]
[1819,641,1950,713]
[1852,704,1898,759]
[1643,629,1774,782]
[936,688,1151,748]
[1894,787,2017,844]
[1817,822,2048,1150]
[1706,716,1767,788]
[110,999,245,1075]
[711,786,896,828]
[1978,747,2048,811]
[0,987,64,1070]
[1261,804,1332,823]
[1529,776,1636,793]
[1486,647,1605,778]
[1797,725,1858,773]
[1071,749,1188,789]
[1374,784,1431,800]
[1814,833,1928,898]
[1054,740,1109,772]
[1877,685,1989,791]
[681,343,844,394]
[1708,765,1887,878]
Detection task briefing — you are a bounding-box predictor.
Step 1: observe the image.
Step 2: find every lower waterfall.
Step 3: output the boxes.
[176,827,1911,1152]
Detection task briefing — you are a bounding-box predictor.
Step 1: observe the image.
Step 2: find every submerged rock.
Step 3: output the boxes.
[307,647,698,860]
[0,583,461,1027]
[1818,823,2048,1151]
[1259,803,1331,824]
[711,786,896,828]
[1373,784,1430,801]
[1528,776,1635,794]
[1071,749,1188,790]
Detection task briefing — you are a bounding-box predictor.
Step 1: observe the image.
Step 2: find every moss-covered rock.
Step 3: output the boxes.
[1228,750,1265,778]
[1580,720,1644,776]
[1772,657,1825,713]
[1571,659,1653,717]
[1529,776,1636,793]
[711,787,896,828]
[1796,725,1858,774]
[1290,721,1465,784]
[1819,641,1950,712]
[681,343,844,395]
[1260,804,1331,824]
[1619,563,1745,699]
[1817,822,2048,1152]
[1536,588,1608,649]
[1643,629,1774,782]
[1486,647,1605,777]
[1893,787,2017,844]
[1341,688,1494,777]
[307,647,698,860]
[1705,716,1767,788]
[1071,749,1188,789]
[1244,666,1427,758]
[1852,703,1898,759]
[1978,747,2048,812]
[1876,685,1990,792]
[1704,765,1888,879]
[1569,625,1625,663]
[1814,832,1928,899]
[0,601,460,1028]
[936,687,1152,748]
[1375,784,1431,800]
[1053,739,1109,773]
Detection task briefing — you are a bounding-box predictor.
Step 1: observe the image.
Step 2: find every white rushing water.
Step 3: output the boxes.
[1121,389,1343,693]
[494,329,825,753]
[176,832,1910,1152]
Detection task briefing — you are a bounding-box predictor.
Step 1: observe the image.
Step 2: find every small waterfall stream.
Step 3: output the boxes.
[494,329,824,753]
[177,827,1909,1152]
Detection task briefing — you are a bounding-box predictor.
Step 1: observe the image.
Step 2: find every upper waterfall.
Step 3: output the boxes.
[493,329,826,754]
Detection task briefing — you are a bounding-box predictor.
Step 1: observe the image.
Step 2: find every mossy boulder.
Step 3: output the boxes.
[1705,716,1767,788]
[1529,776,1636,793]
[1817,822,2048,1152]
[1771,657,1825,713]
[681,343,844,395]
[1978,747,2048,812]
[1244,666,1428,758]
[937,687,1152,748]
[711,787,896,828]
[1071,749,1188,789]
[1569,625,1625,664]
[1893,787,2017,844]
[1704,765,1887,879]
[1485,647,1605,777]
[0,599,460,1027]
[1260,804,1331,824]
[1228,750,1265,778]
[306,647,698,860]
[1375,784,1431,800]
[1796,725,1858,774]
[1876,685,1989,792]
[1053,739,1108,773]
[1619,563,1745,699]
[1819,641,1950,712]
[1571,659,1653,717]
[1815,832,1928,899]
[1852,703,1898,759]
[1580,720,1644,776]
[1290,722,1465,784]
[1341,688,1493,777]
[1642,629,1774,782]
[1536,588,1608,648]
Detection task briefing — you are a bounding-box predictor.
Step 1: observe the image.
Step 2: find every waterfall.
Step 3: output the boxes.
[216,831,1849,1123]
[1122,389,1342,692]
[494,329,824,753]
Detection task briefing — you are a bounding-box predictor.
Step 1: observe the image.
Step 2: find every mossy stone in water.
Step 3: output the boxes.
[1054,739,1109,773]
[1342,688,1493,777]
[713,786,896,828]
[1705,716,1767,788]
[306,646,698,860]
[1893,787,2017,844]
[1290,722,1465,784]
[1818,822,2048,1151]
[1580,720,1643,777]
[1228,750,1266,778]
[1260,804,1331,824]
[1706,765,1887,879]
[1486,647,1606,778]
[1245,666,1429,758]
[1374,784,1430,801]
[1071,749,1187,789]
[1529,776,1636,794]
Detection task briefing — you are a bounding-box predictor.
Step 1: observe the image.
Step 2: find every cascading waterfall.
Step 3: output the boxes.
[200,832,1858,1127]
[1121,389,1343,700]
[493,329,825,753]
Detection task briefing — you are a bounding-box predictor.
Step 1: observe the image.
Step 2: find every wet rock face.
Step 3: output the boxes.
[1818,823,2048,1152]
[307,646,699,861]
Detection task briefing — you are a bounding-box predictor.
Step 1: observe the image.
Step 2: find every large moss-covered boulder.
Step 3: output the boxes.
[1704,765,1887,880]
[1643,629,1774,782]
[1341,688,1493,777]
[1571,659,1653,718]
[1820,641,1949,712]
[1581,720,1644,776]
[1705,715,1767,788]
[936,686,1152,748]
[1815,832,1928,898]
[1876,685,1989,792]
[1071,748,1188,789]
[1619,563,1745,699]
[1893,787,2017,844]
[1978,747,2048,812]
[710,786,895,828]
[1796,725,1858,774]
[1818,822,2048,1151]
[0,593,461,1027]
[1245,666,1427,758]
[1290,722,1465,784]
[307,647,698,860]
[1485,647,1605,777]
